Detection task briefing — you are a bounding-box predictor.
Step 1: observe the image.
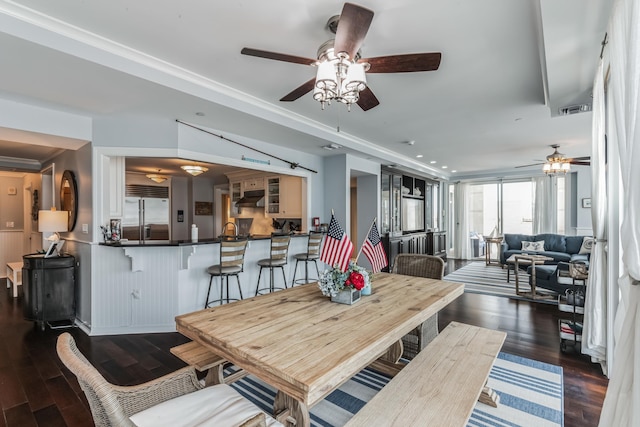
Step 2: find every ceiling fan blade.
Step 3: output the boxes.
[280,79,316,102]
[356,87,380,111]
[241,48,315,66]
[334,3,374,60]
[363,53,442,73]
[569,161,591,166]
[570,156,591,161]
[515,162,545,168]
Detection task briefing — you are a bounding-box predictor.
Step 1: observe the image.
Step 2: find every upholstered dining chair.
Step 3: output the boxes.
[56,333,282,427]
[392,253,446,360]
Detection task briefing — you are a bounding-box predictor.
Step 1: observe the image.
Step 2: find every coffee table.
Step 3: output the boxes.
[506,254,553,299]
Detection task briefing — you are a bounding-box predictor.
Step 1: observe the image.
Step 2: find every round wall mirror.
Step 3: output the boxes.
[60,170,78,232]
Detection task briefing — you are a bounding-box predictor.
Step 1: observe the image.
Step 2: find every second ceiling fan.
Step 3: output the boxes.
[241,2,442,111]
[516,144,591,171]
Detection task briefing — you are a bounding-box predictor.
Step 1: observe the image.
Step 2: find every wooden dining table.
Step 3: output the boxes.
[175,272,464,427]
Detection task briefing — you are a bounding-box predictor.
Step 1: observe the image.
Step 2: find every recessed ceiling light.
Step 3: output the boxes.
[451,170,457,173]
[322,143,342,150]
[195,112,205,116]
[407,140,415,145]
[442,166,448,169]
[416,154,423,158]
[430,161,437,164]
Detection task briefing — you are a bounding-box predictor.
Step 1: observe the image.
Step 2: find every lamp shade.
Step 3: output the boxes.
[39,208,69,233]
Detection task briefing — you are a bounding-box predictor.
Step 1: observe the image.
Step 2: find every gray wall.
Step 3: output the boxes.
[0,176,25,231]
[43,142,93,242]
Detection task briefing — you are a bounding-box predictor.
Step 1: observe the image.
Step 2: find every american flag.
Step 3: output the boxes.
[362,220,388,273]
[320,214,353,271]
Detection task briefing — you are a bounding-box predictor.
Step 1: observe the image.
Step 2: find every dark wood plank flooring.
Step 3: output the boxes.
[0,261,607,426]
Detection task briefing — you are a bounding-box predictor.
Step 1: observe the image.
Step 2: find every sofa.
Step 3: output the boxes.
[500,233,590,265]
[500,233,592,294]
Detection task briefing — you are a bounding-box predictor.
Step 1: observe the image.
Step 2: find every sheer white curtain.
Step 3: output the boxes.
[454,182,472,260]
[532,176,556,234]
[582,59,608,371]
[598,0,640,425]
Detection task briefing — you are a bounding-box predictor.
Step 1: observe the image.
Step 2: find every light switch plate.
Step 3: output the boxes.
[82,223,89,233]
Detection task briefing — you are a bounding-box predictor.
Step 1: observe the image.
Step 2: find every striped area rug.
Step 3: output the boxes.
[229,352,563,427]
[443,261,558,304]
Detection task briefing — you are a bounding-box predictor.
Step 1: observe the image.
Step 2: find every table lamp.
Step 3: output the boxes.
[39,207,68,249]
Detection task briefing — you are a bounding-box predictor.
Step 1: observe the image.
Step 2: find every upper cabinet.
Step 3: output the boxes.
[266,175,302,218]
[243,177,264,191]
[230,181,242,217]
[401,175,426,199]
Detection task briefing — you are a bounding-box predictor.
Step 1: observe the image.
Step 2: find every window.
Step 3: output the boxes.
[468,178,560,236]
[502,181,533,234]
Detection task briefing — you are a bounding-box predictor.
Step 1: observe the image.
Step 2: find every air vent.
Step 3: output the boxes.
[559,104,592,115]
[126,184,169,198]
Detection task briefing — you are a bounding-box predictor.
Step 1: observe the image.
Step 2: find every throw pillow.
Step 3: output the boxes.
[521,240,545,252]
[579,236,595,254]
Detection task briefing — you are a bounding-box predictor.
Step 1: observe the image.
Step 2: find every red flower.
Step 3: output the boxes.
[346,272,365,290]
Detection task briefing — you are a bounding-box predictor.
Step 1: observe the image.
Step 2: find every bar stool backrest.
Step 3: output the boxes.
[269,234,291,262]
[306,232,324,259]
[220,239,248,271]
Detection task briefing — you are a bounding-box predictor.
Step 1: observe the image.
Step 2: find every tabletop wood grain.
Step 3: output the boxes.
[175,273,464,407]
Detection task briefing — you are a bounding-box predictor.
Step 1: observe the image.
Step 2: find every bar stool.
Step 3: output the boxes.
[205,238,248,308]
[291,231,323,286]
[254,233,291,296]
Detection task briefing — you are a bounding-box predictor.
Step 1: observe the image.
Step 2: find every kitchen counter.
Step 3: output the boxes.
[90,232,316,335]
[100,232,310,247]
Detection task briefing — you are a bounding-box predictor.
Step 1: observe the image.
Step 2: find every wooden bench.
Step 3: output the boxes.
[345,322,506,427]
[170,341,247,386]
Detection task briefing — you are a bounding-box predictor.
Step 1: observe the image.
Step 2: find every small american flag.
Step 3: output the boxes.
[320,214,353,271]
[362,220,388,273]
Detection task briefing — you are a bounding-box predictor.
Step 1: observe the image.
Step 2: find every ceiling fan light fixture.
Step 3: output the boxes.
[313,50,367,110]
[181,165,209,176]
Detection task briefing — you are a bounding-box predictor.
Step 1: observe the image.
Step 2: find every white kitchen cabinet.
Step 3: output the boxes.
[266,175,302,218]
[230,181,242,217]
[243,177,264,191]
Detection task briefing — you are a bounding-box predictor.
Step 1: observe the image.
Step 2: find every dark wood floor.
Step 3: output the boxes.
[0,261,608,427]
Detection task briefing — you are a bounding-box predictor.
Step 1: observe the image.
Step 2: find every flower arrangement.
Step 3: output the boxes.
[318,260,371,298]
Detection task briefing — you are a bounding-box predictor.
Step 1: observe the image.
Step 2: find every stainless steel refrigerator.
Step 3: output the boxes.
[123,185,170,241]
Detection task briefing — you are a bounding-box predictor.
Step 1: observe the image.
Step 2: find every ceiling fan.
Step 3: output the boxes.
[240,2,441,111]
[516,144,591,173]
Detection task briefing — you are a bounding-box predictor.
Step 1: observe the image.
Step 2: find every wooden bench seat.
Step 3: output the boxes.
[345,322,506,427]
[170,341,247,386]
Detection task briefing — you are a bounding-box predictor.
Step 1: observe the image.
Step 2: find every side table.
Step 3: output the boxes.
[484,237,503,266]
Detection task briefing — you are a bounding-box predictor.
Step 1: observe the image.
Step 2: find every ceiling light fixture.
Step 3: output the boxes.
[313,41,368,111]
[146,170,168,183]
[181,165,209,176]
[322,143,342,150]
[416,154,423,158]
[542,145,571,175]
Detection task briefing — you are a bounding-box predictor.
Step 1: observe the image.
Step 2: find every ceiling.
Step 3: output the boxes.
[0,0,611,179]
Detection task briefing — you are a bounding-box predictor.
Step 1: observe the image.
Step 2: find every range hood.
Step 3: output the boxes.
[236,190,265,208]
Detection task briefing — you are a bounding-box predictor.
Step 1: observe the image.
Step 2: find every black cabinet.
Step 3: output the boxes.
[427,231,447,259]
[22,254,76,330]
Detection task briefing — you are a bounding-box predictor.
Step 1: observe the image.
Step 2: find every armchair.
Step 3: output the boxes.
[56,333,282,427]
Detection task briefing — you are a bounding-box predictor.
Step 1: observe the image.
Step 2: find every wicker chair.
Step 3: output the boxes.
[392,253,445,360]
[56,333,282,427]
